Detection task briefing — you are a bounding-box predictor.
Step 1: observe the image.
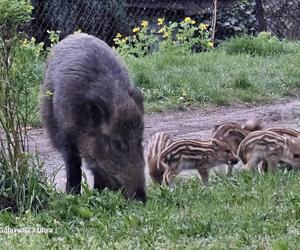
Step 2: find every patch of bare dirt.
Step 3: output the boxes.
[28,98,300,190]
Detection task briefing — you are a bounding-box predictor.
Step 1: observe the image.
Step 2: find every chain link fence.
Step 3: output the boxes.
[27,0,300,47]
[263,0,300,39]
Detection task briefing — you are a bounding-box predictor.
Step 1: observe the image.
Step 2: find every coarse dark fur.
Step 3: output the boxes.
[40,33,146,202]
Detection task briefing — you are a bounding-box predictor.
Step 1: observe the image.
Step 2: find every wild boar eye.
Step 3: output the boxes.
[111,139,123,153]
[294,154,300,159]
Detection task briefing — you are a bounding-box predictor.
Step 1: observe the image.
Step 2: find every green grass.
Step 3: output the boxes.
[126,40,300,112]
[222,34,287,56]
[1,171,300,248]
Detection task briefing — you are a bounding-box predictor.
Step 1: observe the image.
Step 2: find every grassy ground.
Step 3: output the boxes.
[126,40,300,112]
[1,171,300,249]
[26,38,300,125]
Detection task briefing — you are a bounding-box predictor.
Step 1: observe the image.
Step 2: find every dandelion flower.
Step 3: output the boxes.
[132,27,140,33]
[191,20,196,25]
[157,18,165,25]
[116,33,122,38]
[141,20,148,28]
[207,41,214,48]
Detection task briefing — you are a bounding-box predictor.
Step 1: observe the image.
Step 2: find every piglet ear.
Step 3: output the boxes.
[211,139,220,150]
[129,87,144,112]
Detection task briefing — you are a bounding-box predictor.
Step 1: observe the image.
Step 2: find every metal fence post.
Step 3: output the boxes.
[255,0,266,32]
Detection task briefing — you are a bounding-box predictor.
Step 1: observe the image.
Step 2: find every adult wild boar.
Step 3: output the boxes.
[40,33,146,202]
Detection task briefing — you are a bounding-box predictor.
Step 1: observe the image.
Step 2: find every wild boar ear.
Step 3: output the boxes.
[85,97,111,128]
[129,87,144,112]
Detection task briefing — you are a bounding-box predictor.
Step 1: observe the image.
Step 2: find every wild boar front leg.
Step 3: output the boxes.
[244,154,260,172]
[63,143,82,194]
[163,163,180,186]
[266,158,279,173]
[227,164,234,176]
[258,159,268,174]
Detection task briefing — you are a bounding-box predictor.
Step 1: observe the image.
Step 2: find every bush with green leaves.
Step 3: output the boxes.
[0,0,33,39]
[0,0,51,213]
[216,0,257,40]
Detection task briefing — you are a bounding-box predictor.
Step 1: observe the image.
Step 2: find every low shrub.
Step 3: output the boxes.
[0,0,52,213]
[222,32,287,56]
[114,17,213,57]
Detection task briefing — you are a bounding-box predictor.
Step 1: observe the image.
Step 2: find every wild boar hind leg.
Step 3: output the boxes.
[197,165,209,186]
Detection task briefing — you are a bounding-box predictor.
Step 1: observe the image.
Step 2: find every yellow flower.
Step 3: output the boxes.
[184,17,192,23]
[116,33,122,38]
[157,18,165,25]
[163,31,169,38]
[21,38,29,47]
[121,37,128,43]
[191,20,196,25]
[207,41,214,48]
[199,23,209,31]
[141,20,148,28]
[132,27,140,33]
[158,27,165,33]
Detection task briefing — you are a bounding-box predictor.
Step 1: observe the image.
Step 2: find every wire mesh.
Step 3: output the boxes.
[263,0,300,39]
[28,0,300,47]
